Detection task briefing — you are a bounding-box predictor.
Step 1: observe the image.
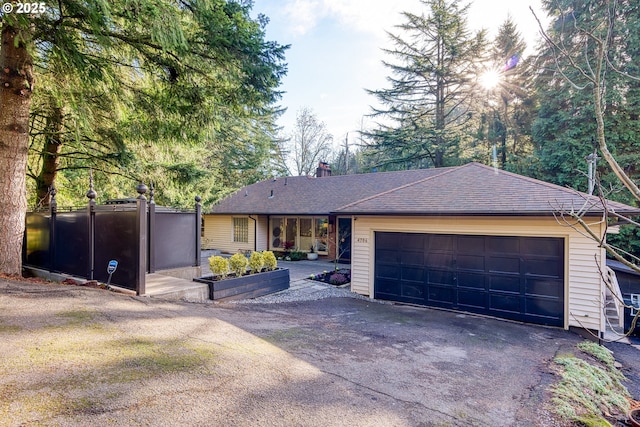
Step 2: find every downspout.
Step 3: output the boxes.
[249,215,257,252]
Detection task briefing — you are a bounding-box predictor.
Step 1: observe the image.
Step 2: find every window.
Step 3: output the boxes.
[269,216,328,253]
[233,217,249,243]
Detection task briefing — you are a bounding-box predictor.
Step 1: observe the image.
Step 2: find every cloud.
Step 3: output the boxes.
[282,0,421,37]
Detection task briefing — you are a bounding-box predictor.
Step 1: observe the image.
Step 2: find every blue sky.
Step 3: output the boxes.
[252,0,548,149]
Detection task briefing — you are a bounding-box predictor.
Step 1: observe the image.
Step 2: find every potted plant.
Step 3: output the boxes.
[196,251,288,301]
[307,244,318,260]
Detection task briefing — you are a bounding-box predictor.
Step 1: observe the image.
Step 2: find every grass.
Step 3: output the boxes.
[549,341,631,426]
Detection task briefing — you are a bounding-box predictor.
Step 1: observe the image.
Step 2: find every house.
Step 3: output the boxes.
[204,162,640,335]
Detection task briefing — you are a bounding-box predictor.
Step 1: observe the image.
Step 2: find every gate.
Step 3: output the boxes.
[23,182,201,295]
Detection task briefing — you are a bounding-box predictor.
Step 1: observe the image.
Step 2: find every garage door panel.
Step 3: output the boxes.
[487,236,520,253]
[526,297,564,319]
[376,265,400,280]
[490,293,522,314]
[489,275,521,292]
[428,270,455,286]
[458,235,485,253]
[457,272,486,289]
[403,233,426,250]
[458,290,487,309]
[401,266,425,282]
[457,254,485,271]
[526,278,564,298]
[401,282,425,299]
[376,249,398,264]
[525,259,562,278]
[401,251,425,266]
[375,232,565,327]
[426,252,454,268]
[488,256,520,274]
[428,235,454,251]
[521,237,562,256]
[427,285,455,305]
[377,232,402,248]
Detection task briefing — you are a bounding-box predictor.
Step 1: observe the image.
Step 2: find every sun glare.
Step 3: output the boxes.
[480,70,501,90]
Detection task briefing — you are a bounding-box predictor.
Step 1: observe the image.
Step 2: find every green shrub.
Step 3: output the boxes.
[208,256,229,279]
[289,250,305,261]
[262,251,277,271]
[229,253,249,277]
[248,251,264,273]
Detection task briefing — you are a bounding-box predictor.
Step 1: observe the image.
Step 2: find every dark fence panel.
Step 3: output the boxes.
[24,184,200,295]
[94,209,139,290]
[54,211,89,278]
[153,211,197,270]
[24,212,51,269]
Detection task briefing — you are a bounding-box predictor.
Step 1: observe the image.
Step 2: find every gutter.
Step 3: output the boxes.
[248,215,257,252]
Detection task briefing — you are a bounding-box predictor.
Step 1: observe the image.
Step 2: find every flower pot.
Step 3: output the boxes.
[307,252,318,260]
[194,268,289,301]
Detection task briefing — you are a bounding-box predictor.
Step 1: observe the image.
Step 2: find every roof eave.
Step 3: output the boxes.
[330,210,618,217]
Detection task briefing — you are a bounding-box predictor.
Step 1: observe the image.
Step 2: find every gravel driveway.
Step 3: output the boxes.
[0,277,598,426]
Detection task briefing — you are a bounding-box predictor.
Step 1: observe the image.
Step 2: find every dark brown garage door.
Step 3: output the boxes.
[374,232,565,327]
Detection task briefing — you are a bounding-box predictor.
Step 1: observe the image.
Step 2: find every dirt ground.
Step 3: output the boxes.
[0,277,632,426]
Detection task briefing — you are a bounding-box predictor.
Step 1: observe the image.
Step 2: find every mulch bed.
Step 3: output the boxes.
[310,269,351,286]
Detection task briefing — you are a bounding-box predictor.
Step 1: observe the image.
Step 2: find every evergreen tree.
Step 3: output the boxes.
[365,0,487,169]
[474,17,533,171]
[0,0,287,275]
[529,0,640,197]
[529,0,640,260]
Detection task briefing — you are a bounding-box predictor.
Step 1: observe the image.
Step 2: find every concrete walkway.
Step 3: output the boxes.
[145,252,349,303]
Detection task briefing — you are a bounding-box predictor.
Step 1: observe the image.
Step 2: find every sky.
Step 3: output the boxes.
[251,0,550,150]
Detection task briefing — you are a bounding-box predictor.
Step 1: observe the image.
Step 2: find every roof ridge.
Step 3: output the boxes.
[335,165,460,211]
[466,162,597,198]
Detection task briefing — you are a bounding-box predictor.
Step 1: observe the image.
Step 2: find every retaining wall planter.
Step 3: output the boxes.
[194,268,289,301]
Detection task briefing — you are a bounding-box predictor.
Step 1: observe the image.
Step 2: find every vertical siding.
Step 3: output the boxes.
[202,214,254,253]
[256,215,269,251]
[351,216,605,331]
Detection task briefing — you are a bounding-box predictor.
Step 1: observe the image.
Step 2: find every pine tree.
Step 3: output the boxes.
[365,0,487,169]
[476,17,533,170]
[530,0,640,196]
[0,0,287,275]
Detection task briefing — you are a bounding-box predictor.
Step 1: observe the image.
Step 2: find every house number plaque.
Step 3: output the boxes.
[356,237,368,243]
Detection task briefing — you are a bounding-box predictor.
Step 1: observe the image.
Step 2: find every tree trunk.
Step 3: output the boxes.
[0,25,34,276]
[35,105,65,207]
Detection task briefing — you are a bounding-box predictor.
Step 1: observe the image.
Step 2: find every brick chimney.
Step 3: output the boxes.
[316,161,332,178]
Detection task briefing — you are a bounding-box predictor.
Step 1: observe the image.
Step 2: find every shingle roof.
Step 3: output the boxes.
[209,167,448,215]
[209,162,640,216]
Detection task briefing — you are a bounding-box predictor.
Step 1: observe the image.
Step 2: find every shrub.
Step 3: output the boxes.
[208,256,229,279]
[248,251,264,273]
[262,251,277,271]
[289,250,305,261]
[329,272,348,285]
[229,253,249,277]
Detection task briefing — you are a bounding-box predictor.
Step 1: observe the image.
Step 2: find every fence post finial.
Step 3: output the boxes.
[136,183,148,200]
[86,169,97,201]
[195,195,202,267]
[50,185,57,213]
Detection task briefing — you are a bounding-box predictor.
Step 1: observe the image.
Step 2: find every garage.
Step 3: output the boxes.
[374,232,565,327]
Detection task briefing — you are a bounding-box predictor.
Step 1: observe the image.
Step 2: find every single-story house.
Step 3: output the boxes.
[204,162,640,335]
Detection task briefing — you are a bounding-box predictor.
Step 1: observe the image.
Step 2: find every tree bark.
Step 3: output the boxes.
[35,105,65,207]
[0,24,34,276]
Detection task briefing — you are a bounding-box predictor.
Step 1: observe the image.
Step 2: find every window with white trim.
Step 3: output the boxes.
[233,217,249,243]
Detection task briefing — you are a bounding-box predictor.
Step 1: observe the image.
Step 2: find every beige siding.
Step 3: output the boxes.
[202,214,255,253]
[256,215,269,251]
[351,216,605,331]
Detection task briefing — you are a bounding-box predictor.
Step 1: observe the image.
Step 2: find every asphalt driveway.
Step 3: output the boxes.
[0,278,589,426]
